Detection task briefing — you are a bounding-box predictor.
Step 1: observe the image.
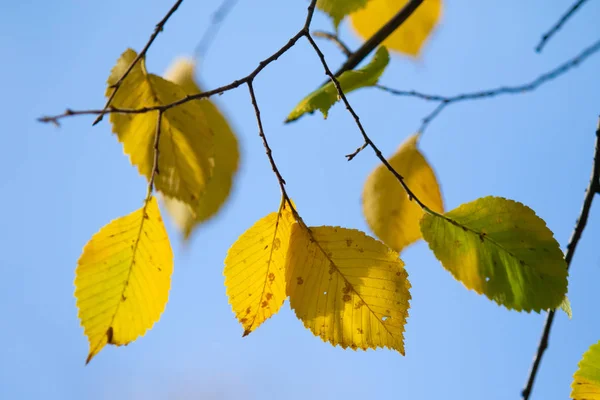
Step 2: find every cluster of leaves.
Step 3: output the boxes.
[67,0,577,380]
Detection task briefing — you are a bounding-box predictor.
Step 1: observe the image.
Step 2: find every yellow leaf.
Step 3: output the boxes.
[160,57,240,239]
[316,0,369,27]
[362,133,443,252]
[224,199,296,336]
[107,49,214,207]
[420,196,568,312]
[572,340,600,400]
[350,0,442,57]
[286,225,411,354]
[75,197,173,363]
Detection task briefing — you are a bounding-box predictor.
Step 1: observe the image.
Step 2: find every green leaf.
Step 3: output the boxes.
[316,0,370,27]
[285,46,390,123]
[560,295,572,319]
[420,196,567,312]
[572,340,600,399]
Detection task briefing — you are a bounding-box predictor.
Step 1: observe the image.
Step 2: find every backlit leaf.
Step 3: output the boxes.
[351,0,442,57]
[363,133,443,252]
[420,196,567,312]
[572,340,600,399]
[316,0,370,27]
[560,296,572,319]
[161,57,240,239]
[286,224,410,354]
[106,49,214,207]
[285,46,389,122]
[75,197,173,363]
[224,199,296,336]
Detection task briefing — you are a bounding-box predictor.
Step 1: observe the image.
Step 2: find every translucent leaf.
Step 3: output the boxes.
[420,196,567,312]
[316,0,370,27]
[106,49,214,207]
[224,200,296,336]
[285,46,389,122]
[75,197,173,363]
[560,296,572,319]
[572,340,600,399]
[160,57,240,239]
[286,224,411,354]
[363,133,443,252]
[351,0,442,57]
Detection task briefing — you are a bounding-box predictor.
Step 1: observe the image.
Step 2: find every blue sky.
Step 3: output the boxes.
[2,1,600,399]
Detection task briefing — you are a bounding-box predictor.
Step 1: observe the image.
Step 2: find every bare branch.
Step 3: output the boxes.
[92,0,184,126]
[146,110,164,200]
[194,0,239,60]
[521,117,600,400]
[536,0,589,53]
[313,31,353,57]
[306,33,430,211]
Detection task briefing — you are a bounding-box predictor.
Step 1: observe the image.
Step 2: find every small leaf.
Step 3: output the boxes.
[420,196,567,312]
[160,57,240,239]
[572,340,600,399]
[107,49,214,207]
[286,46,389,122]
[316,0,370,27]
[351,0,442,57]
[75,197,173,363]
[224,199,296,336]
[286,224,411,354]
[363,133,443,252]
[560,296,572,319]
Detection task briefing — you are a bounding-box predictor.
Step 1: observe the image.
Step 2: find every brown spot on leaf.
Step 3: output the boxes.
[121,294,127,301]
[343,294,352,302]
[354,300,365,309]
[479,232,486,243]
[328,264,335,274]
[346,239,353,247]
[246,307,251,315]
[357,328,363,334]
[358,248,364,253]
[266,293,273,300]
[261,300,268,308]
[240,318,248,324]
[242,329,252,337]
[273,238,281,250]
[342,282,353,294]
[106,326,114,344]
[350,343,357,350]
[268,272,275,282]
[264,244,268,250]
[297,277,304,285]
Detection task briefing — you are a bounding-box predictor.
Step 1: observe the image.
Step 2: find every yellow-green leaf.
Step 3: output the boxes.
[160,57,240,239]
[572,340,600,399]
[75,197,173,363]
[560,295,572,319]
[286,224,411,354]
[420,196,567,312]
[285,46,390,122]
[351,0,442,57]
[316,0,370,27]
[107,49,214,207]
[362,133,444,252]
[224,199,296,336]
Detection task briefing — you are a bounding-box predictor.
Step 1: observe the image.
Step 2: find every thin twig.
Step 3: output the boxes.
[146,110,164,199]
[313,30,353,57]
[92,0,184,126]
[305,33,429,210]
[536,0,589,53]
[194,0,239,60]
[521,117,600,400]
[38,0,318,127]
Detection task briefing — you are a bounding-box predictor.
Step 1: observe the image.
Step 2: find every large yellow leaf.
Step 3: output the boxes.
[224,200,296,336]
[286,224,411,354]
[316,0,370,27]
[572,340,600,399]
[160,57,240,239]
[362,133,443,252]
[350,0,442,57]
[75,197,173,363]
[107,49,214,207]
[420,196,568,312]
[286,47,389,122]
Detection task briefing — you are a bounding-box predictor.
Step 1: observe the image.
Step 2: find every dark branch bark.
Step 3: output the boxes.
[536,0,589,53]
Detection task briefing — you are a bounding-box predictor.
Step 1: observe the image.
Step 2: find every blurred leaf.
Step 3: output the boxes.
[106,49,214,207]
[363,133,443,252]
[161,57,240,239]
[286,224,410,354]
[351,0,442,57]
[316,0,370,27]
[75,197,173,363]
[420,196,567,312]
[286,46,389,122]
[572,340,600,399]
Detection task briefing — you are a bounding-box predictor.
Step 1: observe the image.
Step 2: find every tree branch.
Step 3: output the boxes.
[521,117,600,400]
[194,0,239,60]
[92,0,184,126]
[536,0,589,53]
[313,30,353,57]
